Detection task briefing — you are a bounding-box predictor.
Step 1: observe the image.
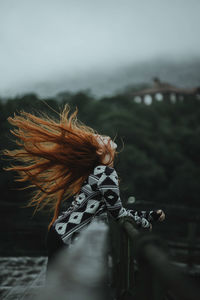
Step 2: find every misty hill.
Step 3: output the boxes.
[31,58,200,99]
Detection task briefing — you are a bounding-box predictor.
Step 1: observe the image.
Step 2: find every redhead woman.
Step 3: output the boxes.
[3,105,165,268]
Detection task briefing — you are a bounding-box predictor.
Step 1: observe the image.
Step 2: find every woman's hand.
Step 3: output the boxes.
[156,209,165,222]
[148,210,165,231]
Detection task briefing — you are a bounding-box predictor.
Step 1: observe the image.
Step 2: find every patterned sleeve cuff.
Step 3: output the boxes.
[129,209,162,223]
[128,210,151,229]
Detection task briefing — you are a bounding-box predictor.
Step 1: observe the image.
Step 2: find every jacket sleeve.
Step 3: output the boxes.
[128,209,162,222]
[98,166,151,229]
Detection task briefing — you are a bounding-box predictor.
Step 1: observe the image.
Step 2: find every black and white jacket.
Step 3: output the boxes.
[50,165,156,247]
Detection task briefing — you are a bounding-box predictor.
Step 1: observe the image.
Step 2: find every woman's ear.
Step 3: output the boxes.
[96,148,103,155]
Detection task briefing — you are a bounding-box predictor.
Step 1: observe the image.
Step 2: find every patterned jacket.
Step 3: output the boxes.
[50,165,157,247]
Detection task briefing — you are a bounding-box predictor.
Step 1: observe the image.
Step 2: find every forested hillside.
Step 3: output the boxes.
[1,90,200,254]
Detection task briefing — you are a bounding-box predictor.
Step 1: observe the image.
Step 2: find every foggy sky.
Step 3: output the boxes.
[1,0,200,97]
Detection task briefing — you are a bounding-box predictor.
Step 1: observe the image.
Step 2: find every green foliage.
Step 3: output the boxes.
[1,89,200,254]
[1,91,200,206]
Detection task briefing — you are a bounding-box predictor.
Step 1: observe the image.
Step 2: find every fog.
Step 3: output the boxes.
[1,0,200,97]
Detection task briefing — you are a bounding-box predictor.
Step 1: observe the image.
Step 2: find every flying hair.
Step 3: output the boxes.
[3,105,116,228]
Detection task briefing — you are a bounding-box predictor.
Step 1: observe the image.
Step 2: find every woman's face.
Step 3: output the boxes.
[95,135,117,166]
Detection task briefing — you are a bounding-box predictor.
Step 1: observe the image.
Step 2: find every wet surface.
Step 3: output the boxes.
[0,257,47,300]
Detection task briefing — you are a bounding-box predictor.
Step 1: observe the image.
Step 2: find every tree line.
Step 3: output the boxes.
[0,89,200,254]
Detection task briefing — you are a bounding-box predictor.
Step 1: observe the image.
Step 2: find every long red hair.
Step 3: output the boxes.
[3,105,115,228]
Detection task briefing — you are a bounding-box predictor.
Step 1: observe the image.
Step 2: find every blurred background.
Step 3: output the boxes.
[0,0,200,297]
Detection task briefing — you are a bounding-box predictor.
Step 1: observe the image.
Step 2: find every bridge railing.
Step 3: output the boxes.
[32,217,200,300]
[110,216,200,300]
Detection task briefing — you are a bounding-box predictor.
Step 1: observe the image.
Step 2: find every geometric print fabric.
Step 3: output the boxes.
[53,165,152,245]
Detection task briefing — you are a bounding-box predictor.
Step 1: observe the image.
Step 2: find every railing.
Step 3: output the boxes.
[33,220,109,300]
[30,217,200,300]
[110,216,200,300]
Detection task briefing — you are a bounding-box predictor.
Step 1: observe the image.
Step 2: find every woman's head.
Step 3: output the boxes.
[95,135,117,166]
[3,105,117,226]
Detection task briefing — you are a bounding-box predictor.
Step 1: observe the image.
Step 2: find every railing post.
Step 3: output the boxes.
[119,218,166,300]
[109,217,135,300]
[187,222,197,268]
[118,226,135,300]
[118,217,137,300]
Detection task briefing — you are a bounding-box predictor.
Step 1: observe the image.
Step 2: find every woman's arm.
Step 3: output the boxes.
[98,166,152,229]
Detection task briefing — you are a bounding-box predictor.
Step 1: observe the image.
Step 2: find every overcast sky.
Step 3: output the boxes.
[1,0,200,97]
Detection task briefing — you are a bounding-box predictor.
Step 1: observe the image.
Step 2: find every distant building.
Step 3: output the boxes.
[130,77,200,105]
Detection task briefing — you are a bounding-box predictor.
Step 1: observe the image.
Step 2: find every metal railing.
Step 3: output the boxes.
[110,216,200,300]
[29,216,200,300]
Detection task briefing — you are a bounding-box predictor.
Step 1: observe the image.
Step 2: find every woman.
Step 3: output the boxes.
[3,105,165,267]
